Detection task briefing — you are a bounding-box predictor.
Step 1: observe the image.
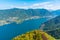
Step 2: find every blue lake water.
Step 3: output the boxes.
[0,18,47,40]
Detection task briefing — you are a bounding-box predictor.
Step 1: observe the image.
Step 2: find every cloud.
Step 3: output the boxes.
[16,1,60,10]
[29,2,60,10]
[0,1,60,10]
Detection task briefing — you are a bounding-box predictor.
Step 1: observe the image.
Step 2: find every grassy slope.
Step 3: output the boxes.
[12,30,55,40]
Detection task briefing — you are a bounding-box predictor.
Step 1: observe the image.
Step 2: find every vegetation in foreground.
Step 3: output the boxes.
[12,30,55,40]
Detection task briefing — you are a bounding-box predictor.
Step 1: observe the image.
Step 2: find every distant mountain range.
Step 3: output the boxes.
[0,8,59,26]
[0,8,52,20]
[52,10,60,15]
[0,8,59,19]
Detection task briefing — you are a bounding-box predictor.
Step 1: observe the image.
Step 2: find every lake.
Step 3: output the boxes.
[0,18,47,40]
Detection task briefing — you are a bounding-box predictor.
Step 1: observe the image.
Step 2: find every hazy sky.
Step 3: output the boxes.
[0,0,60,10]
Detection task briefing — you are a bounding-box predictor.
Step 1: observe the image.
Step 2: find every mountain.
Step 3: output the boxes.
[26,9,51,16]
[46,28,60,39]
[0,8,51,19]
[40,16,60,31]
[12,30,55,40]
[0,8,59,21]
[40,16,60,39]
[52,10,60,15]
[0,8,53,26]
